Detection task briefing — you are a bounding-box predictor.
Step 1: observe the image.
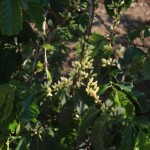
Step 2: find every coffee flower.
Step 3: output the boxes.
[101,58,116,67]
[86,77,101,104]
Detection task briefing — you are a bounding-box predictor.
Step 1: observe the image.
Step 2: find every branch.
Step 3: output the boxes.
[85,0,95,36]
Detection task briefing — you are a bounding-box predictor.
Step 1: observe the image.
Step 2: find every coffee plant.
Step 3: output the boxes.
[0,0,150,149]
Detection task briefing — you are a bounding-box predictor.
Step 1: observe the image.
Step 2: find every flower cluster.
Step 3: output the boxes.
[86,77,101,104]
[52,77,73,93]
[52,45,96,96]
[101,58,116,67]
[101,99,125,116]
[46,87,52,97]
[103,44,113,51]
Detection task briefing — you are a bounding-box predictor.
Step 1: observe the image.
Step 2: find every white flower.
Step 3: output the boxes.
[46,87,52,97]
[116,106,125,115]
[102,58,107,64]
[105,99,113,107]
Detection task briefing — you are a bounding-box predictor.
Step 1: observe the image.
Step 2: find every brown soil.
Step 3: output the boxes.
[92,0,150,49]
[61,0,150,74]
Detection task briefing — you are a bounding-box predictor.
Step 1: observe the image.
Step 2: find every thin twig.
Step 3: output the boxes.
[85,0,95,36]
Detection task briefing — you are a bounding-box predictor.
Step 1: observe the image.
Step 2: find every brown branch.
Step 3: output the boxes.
[85,0,95,36]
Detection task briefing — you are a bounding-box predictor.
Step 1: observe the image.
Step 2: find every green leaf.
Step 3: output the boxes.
[119,123,135,150]
[0,0,23,35]
[42,44,55,51]
[58,99,74,128]
[134,116,150,129]
[104,0,132,17]
[0,48,22,84]
[29,135,49,150]
[45,68,52,82]
[142,57,150,80]
[58,0,70,8]
[91,114,108,150]
[20,95,39,122]
[8,119,17,132]
[20,102,39,122]
[49,0,70,11]
[142,143,150,150]
[124,47,145,65]
[20,0,28,10]
[16,138,29,150]
[128,29,141,41]
[144,27,150,38]
[135,129,149,150]
[0,84,15,122]
[27,0,44,30]
[114,90,135,118]
[99,84,110,94]
[76,107,99,145]
[130,55,145,74]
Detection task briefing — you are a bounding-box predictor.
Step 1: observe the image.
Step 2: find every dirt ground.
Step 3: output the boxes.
[61,0,150,75]
[92,0,150,48]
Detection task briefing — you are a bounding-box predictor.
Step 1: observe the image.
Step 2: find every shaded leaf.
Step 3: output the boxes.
[119,123,135,150]
[124,47,145,65]
[91,114,108,150]
[130,55,145,74]
[30,135,49,150]
[0,48,20,84]
[128,29,141,41]
[142,57,150,80]
[27,0,44,30]
[134,116,150,129]
[104,0,132,17]
[76,107,99,145]
[58,99,74,128]
[0,84,15,122]
[16,138,29,150]
[144,27,150,38]
[0,0,23,35]
[20,95,39,122]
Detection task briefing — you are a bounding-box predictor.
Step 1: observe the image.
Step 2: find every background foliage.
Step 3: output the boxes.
[0,0,150,149]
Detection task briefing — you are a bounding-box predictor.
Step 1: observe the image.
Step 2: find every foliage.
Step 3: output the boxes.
[0,0,150,149]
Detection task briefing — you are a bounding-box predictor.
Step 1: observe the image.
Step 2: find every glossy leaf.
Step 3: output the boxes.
[76,107,99,145]
[58,99,74,127]
[128,29,141,41]
[142,57,150,80]
[144,27,150,38]
[91,114,108,150]
[114,90,135,118]
[134,129,149,150]
[0,84,15,122]
[27,0,44,30]
[0,0,23,35]
[104,0,132,17]
[19,95,39,122]
[130,55,145,74]
[134,116,150,129]
[16,138,29,150]
[0,48,17,84]
[124,47,145,65]
[119,123,135,150]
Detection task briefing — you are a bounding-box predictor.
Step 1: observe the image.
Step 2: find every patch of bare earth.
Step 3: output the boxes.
[92,0,150,49]
[62,0,150,74]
